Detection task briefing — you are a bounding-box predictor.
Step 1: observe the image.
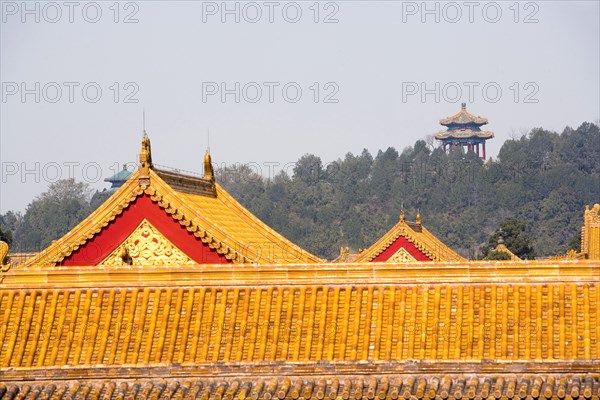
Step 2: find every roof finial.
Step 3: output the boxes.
[138,132,152,181]
[400,202,405,223]
[204,150,215,182]
[204,128,215,182]
[461,102,466,111]
[497,228,505,244]
[416,209,422,225]
[143,109,146,133]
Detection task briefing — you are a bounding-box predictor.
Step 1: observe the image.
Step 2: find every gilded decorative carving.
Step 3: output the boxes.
[581,203,600,260]
[586,203,600,223]
[387,247,417,263]
[139,133,152,171]
[99,219,194,266]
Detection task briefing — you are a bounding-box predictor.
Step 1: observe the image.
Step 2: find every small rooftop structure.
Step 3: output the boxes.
[104,164,133,190]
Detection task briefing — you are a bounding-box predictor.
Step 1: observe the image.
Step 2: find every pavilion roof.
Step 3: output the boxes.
[439,103,489,126]
[104,166,133,183]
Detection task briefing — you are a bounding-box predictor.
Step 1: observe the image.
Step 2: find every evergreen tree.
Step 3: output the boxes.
[486,250,512,260]
[0,225,12,245]
[14,179,92,252]
[481,219,536,260]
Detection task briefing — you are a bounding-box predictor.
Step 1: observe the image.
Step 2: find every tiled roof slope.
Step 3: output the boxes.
[1,375,599,400]
[1,261,598,380]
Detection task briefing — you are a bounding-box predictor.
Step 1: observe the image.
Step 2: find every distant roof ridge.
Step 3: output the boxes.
[355,212,465,262]
[153,163,204,178]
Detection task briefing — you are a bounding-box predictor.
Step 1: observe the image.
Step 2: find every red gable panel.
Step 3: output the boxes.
[60,195,230,265]
[371,236,431,262]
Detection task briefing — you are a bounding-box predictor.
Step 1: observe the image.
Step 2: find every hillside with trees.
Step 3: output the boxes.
[2,122,599,260]
[220,122,599,259]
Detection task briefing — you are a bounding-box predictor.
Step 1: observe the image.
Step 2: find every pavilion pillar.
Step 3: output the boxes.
[482,142,486,160]
[475,143,479,157]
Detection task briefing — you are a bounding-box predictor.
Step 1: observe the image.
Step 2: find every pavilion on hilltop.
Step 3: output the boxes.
[434,103,494,159]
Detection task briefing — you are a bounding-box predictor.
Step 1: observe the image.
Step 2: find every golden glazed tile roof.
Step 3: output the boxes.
[354,216,465,262]
[18,167,322,267]
[1,375,599,400]
[1,261,598,380]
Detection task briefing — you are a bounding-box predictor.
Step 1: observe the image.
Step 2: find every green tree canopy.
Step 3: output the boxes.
[0,225,12,245]
[219,122,598,260]
[13,179,93,252]
[481,218,536,260]
[486,250,512,261]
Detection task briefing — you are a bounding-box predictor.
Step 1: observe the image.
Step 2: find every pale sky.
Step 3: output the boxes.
[1,0,599,213]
